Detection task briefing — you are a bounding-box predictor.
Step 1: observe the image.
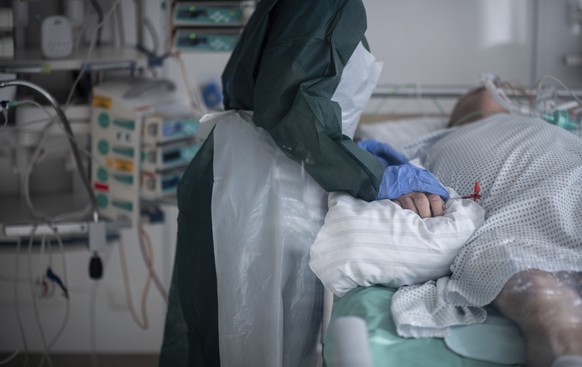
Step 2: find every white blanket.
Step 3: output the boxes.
[392,114,582,338]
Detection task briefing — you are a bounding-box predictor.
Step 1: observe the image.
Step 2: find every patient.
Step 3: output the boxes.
[444,86,582,367]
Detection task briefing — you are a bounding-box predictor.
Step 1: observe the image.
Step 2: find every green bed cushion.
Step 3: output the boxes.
[324,286,523,367]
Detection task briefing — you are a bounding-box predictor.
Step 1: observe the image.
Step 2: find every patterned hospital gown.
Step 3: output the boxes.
[391,114,582,338]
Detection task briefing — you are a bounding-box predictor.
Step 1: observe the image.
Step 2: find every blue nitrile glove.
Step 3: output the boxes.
[378,163,450,201]
[358,139,408,167]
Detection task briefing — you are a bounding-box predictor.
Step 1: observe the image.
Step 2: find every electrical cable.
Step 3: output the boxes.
[137,226,168,303]
[117,237,152,330]
[0,237,29,367]
[23,118,58,220]
[26,226,53,367]
[89,280,100,367]
[38,229,71,367]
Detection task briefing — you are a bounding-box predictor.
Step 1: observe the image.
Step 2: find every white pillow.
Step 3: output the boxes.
[309,189,485,297]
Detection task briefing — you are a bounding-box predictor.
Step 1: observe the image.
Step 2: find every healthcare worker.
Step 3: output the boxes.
[159,0,449,366]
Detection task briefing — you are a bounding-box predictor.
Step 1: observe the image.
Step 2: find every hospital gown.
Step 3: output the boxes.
[391,114,582,338]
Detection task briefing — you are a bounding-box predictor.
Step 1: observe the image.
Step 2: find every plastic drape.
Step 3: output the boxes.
[210,110,328,367]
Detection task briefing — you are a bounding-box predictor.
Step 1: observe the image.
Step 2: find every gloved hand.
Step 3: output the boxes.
[358,139,449,201]
[357,139,408,167]
[377,163,450,201]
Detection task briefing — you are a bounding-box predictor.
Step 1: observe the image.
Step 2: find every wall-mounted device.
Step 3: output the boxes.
[41,16,74,59]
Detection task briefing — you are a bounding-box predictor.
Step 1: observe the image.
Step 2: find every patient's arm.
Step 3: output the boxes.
[392,192,445,218]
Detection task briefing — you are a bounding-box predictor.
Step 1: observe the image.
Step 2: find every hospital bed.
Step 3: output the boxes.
[318,93,582,366]
[319,112,521,367]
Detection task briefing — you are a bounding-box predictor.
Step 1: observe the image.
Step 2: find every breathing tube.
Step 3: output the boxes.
[480,73,580,132]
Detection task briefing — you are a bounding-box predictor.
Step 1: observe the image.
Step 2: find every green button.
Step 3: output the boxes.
[97,140,109,155]
[98,113,110,128]
[97,194,108,208]
[97,167,108,181]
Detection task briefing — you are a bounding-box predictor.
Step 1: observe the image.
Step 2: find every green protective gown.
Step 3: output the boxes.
[159,0,384,366]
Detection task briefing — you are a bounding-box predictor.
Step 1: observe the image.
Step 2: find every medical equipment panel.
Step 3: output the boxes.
[142,141,202,171]
[142,114,200,145]
[174,28,241,52]
[173,2,247,26]
[90,79,200,224]
[141,168,185,200]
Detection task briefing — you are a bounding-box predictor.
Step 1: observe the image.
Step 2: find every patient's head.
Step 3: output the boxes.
[448,86,509,127]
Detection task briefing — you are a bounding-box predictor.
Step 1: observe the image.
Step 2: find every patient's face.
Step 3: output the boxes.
[448,87,508,127]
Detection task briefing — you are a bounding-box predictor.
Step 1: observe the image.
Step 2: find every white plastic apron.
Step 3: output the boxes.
[211,110,327,367]
[209,42,382,366]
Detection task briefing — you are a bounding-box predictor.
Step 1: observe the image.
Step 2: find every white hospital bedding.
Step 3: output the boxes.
[391,114,582,338]
[309,188,485,297]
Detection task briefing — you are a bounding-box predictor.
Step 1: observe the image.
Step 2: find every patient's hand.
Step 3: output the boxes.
[393,192,445,218]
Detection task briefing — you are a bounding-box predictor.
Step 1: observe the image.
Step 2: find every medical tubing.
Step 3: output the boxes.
[137,226,168,303]
[0,237,29,367]
[89,281,100,367]
[0,351,20,366]
[117,237,152,330]
[536,75,582,106]
[23,117,59,221]
[0,80,99,223]
[88,0,104,46]
[115,1,126,47]
[39,229,71,367]
[143,15,160,55]
[27,227,54,367]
